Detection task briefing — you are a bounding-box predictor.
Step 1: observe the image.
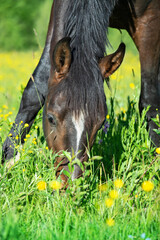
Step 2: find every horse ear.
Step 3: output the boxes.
[53,37,71,82]
[99,43,125,79]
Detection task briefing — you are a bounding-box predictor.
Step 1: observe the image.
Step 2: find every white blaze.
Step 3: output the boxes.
[72,111,85,154]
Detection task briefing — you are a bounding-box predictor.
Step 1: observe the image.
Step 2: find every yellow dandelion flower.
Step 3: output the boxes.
[26,134,30,138]
[0,114,4,118]
[4,114,9,119]
[8,133,12,137]
[109,190,119,199]
[24,123,29,128]
[15,135,19,140]
[46,146,48,150]
[105,198,114,208]
[37,181,47,190]
[35,125,38,129]
[20,121,23,124]
[49,180,62,190]
[106,115,110,119]
[135,194,138,198]
[129,83,135,89]
[142,181,154,192]
[2,105,8,109]
[106,218,115,227]
[155,147,160,154]
[24,138,27,142]
[33,141,37,145]
[0,127,1,131]
[99,183,108,191]
[114,179,124,189]
[22,169,26,172]
[8,111,13,115]
[110,74,116,80]
[28,150,33,153]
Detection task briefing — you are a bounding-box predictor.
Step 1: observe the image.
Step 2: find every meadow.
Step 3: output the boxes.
[0,29,160,240]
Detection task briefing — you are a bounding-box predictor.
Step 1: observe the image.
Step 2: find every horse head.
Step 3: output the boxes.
[43,37,125,187]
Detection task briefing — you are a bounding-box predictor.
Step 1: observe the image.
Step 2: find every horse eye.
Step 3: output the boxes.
[47,113,56,126]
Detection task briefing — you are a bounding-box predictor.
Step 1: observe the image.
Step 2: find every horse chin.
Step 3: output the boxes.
[71,153,88,181]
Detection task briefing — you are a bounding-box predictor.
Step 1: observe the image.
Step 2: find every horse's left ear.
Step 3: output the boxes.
[99,43,125,79]
[53,37,72,82]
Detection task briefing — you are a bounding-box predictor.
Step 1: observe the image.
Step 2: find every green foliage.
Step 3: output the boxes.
[0,40,159,238]
[0,0,50,50]
[0,103,160,239]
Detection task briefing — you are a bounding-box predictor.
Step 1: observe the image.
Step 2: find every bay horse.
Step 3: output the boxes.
[2,0,160,186]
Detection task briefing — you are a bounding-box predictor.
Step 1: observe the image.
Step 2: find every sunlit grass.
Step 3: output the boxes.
[0,48,160,239]
[0,51,41,109]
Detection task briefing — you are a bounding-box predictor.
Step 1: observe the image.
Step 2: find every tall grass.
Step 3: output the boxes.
[0,37,160,239]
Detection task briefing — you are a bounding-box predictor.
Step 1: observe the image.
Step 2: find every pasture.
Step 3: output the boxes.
[0,29,160,239]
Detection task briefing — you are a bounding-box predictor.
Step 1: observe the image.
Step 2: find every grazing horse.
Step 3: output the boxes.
[2,0,160,185]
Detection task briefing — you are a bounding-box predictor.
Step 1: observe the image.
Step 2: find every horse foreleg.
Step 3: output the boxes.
[2,50,50,162]
[1,4,55,163]
[130,7,160,146]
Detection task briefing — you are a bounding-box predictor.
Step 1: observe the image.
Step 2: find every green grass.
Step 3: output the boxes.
[0,33,160,239]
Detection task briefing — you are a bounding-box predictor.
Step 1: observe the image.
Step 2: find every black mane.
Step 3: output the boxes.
[56,0,118,118]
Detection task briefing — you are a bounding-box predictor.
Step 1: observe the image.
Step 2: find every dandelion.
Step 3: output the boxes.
[20,121,23,124]
[105,198,114,208]
[4,114,9,120]
[26,134,30,138]
[142,181,154,192]
[37,181,47,190]
[24,138,27,142]
[24,123,29,128]
[155,147,160,154]
[8,111,13,115]
[15,135,19,140]
[22,169,26,172]
[8,133,12,137]
[49,180,62,190]
[46,146,48,150]
[120,107,126,114]
[114,179,124,189]
[109,190,119,199]
[2,105,8,109]
[99,183,107,191]
[35,125,38,129]
[106,218,115,226]
[129,83,135,89]
[0,127,1,131]
[106,115,110,119]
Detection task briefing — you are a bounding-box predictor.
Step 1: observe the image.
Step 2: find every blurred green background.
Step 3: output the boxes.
[0,0,138,54]
[0,0,52,51]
